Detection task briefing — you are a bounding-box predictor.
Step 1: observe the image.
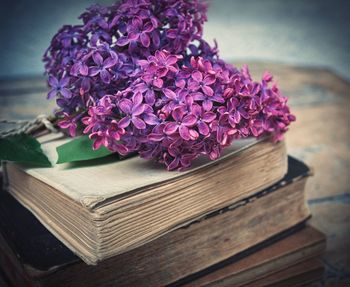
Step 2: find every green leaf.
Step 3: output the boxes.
[56,135,113,164]
[0,133,51,166]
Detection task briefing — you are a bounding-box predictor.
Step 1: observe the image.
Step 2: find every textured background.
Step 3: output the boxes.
[0,0,349,79]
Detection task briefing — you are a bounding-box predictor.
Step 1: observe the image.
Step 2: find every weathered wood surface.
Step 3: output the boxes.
[1,62,350,286]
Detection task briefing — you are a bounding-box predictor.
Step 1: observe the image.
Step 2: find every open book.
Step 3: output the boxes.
[5,133,287,264]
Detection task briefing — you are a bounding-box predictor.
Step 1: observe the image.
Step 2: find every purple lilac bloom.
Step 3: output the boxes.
[191,104,216,136]
[44,0,295,171]
[118,93,147,130]
[116,16,156,48]
[89,52,117,84]
[164,107,198,141]
[47,76,72,99]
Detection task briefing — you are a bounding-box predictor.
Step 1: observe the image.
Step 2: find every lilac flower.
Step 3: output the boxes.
[139,142,162,160]
[89,53,117,84]
[217,97,248,128]
[147,50,182,73]
[82,96,114,133]
[192,90,224,112]
[47,76,72,99]
[44,0,295,171]
[202,136,222,160]
[118,93,147,129]
[147,123,168,142]
[89,130,110,150]
[134,82,156,105]
[109,53,137,81]
[79,76,91,95]
[82,96,126,151]
[164,146,198,171]
[143,111,160,126]
[90,29,112,45]
[191,104,216,136]
[212,115,238,146]
[164,107,199,141]
[116,16,156,48]
[89,123,127,154]
[187,39,219,61]
[59,26,85,48]
[71,58,89,76]
[79,4,109,30]
[162,88,193,114]
[57,112,77,137]
[188,71,216,96]
[141,63,167,88]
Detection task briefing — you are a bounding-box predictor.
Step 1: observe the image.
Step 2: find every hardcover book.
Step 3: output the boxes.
[0,157,312,286]
[184,226,325,287]
[4,133,287,264]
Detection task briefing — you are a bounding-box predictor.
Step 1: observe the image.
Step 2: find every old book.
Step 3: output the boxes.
[238,258,324,287]
[4,133,287,264]
[181,226,326,287]
[0,157,310,287]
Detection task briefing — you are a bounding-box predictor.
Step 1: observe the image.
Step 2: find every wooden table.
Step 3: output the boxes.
[1,62,349,287]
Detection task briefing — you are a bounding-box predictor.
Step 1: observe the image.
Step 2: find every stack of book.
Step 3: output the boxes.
[0,133,326,286]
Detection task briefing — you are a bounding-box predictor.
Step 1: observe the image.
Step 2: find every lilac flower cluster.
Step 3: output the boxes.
[44,0,295,170]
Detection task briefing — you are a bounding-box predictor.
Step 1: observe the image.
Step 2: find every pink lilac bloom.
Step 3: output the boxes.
[164,107,198,141]
[118,93,147,130]
[44,0,295,171]
[57,112,77,137]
